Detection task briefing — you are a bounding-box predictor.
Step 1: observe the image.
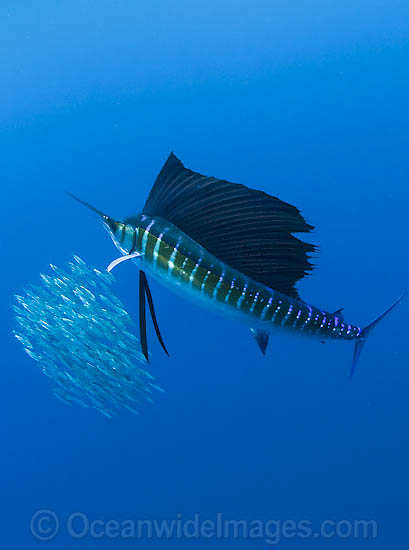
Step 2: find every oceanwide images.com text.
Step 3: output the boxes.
[31,510,378,545]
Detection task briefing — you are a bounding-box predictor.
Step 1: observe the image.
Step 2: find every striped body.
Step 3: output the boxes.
[110,214,362,341]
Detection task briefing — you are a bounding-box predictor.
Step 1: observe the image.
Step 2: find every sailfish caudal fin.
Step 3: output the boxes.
[351,292,407,376]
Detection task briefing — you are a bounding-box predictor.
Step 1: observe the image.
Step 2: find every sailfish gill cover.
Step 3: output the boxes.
[12,255,162,417]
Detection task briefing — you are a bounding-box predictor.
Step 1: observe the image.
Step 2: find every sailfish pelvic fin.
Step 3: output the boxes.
[139,270,169,363]
[139,270,149,362]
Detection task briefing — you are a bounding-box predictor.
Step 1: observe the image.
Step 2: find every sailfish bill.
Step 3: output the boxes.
[69,152,406,374]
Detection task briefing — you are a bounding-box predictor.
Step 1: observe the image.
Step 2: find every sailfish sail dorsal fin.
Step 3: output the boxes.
[142,153,316,298]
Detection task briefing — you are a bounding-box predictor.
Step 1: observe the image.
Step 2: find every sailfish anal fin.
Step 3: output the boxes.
[250,328,270,355]
[140,153,316,299]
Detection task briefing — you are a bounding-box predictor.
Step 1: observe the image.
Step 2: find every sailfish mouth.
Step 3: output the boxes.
[66,191,168,364]
[66,192,118,232]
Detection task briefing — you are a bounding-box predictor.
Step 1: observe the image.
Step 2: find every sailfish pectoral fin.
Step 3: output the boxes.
[107,252,142,272]
[139,270,169,362]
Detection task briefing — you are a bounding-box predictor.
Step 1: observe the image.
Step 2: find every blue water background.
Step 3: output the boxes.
[1,1,409,547]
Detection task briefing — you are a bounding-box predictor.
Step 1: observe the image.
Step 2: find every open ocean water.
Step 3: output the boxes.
[1,1,409,548]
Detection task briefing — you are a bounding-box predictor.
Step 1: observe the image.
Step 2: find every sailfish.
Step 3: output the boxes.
[69,153,405,374]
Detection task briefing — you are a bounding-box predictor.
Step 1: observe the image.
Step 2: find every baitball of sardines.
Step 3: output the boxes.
[12,255,163,417]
